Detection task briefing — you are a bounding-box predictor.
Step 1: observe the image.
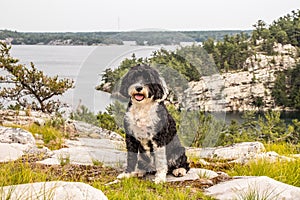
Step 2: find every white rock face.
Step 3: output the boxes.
[205,176,300,200]
[0,181,108,200]
[184,44,297,112]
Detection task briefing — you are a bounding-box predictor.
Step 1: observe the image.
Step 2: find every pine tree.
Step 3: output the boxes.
[0,42,74,113]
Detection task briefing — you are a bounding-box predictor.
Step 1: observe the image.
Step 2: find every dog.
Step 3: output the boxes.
[117,64,189,183]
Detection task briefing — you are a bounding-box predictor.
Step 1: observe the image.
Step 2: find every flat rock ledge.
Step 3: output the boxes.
[187,141,294,164]
[0,181,107,200]
[38,138,126,167]
[205,176,300,200]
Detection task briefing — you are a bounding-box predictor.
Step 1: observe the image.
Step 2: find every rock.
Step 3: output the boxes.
[0,126,35,162]
[233,151,295,164]
[167,168,219,182]
[0,143,26,162]
[0,181,108,200]
[133,168,223,183]
[188,142,297,165]
[67,120,124,141]
[187,142,265,161]
[34,118,46,126]
[38,138,126,167]
[205,176,300,200]
[0,126,52,162]
[0,126,36,145]
[0,110,51,126]
[184,45,297,112]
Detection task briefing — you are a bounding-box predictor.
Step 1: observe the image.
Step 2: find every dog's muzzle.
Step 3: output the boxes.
[133,86,145,101]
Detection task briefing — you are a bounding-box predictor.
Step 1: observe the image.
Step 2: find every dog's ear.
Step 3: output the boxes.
[119,71,131,98]
[148,83,167,101]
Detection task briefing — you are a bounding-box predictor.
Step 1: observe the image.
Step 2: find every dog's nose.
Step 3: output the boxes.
[135,86,143,92]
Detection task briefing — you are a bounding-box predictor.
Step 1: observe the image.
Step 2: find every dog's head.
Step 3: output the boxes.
[120,65,168,104]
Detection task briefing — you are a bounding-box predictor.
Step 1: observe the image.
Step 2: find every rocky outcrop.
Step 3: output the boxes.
[0,181,108,200]
[0,110,50,126]
[0,126,52,162]
[184,43,298,112]
[67,120,124,141]
[38,138,126,167]
[0,126,35,145]
[187,141,294,164]
[205,176,300,200]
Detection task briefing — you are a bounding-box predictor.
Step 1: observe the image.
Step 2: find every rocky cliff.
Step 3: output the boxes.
[184,43,298,112]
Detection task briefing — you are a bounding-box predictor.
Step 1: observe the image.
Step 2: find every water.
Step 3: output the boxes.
[9,44,178,113]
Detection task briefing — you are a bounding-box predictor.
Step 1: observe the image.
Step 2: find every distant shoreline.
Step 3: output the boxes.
[0,29,252,46]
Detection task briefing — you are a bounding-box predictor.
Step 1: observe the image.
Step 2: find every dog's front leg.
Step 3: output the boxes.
[117,135,139,179]
[154,146,167,183]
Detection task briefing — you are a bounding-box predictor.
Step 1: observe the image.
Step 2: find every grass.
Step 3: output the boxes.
[0,161,47,187]
[263,142,300,155]
[234,186,278,200]
[26,123,65,150]
[96,177,214,200]
[6,121,66,150]
[226,158,300,187]
[0,157,214,200]
[226,142,300,187]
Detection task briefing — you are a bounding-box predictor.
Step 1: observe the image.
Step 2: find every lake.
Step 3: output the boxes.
[9,44,178,113]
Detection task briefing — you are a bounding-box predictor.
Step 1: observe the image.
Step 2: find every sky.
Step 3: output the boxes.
[1,0,299,32]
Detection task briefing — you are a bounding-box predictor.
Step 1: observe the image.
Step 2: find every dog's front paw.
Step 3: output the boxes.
[153,173,166,184]
[117,170,146,179]
[172,168,187,177]
[117,172,133,179]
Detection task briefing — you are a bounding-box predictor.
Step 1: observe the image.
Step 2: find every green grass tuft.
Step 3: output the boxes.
[264,142,299,155]
[94,177,214,200]
[0,161,47,187]
[26,123,65,150]
[227,158,300,187]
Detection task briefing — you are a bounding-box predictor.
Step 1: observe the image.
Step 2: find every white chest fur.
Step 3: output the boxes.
[125,102,160,142]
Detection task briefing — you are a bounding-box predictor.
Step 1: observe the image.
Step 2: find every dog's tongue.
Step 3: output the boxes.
[135,94,144,101]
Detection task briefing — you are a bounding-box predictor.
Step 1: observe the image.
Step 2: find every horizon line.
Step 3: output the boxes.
[0,28,254,33]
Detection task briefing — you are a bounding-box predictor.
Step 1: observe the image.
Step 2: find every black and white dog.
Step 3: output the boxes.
[117,64,189,183]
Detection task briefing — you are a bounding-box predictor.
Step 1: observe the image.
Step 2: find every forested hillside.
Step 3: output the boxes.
[202,9,300,72]
[0,30,250,46]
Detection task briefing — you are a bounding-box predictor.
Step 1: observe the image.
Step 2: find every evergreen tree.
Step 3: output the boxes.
[0,42,74,113]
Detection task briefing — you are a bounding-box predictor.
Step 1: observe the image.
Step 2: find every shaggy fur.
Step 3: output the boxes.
[117,64,189,183]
